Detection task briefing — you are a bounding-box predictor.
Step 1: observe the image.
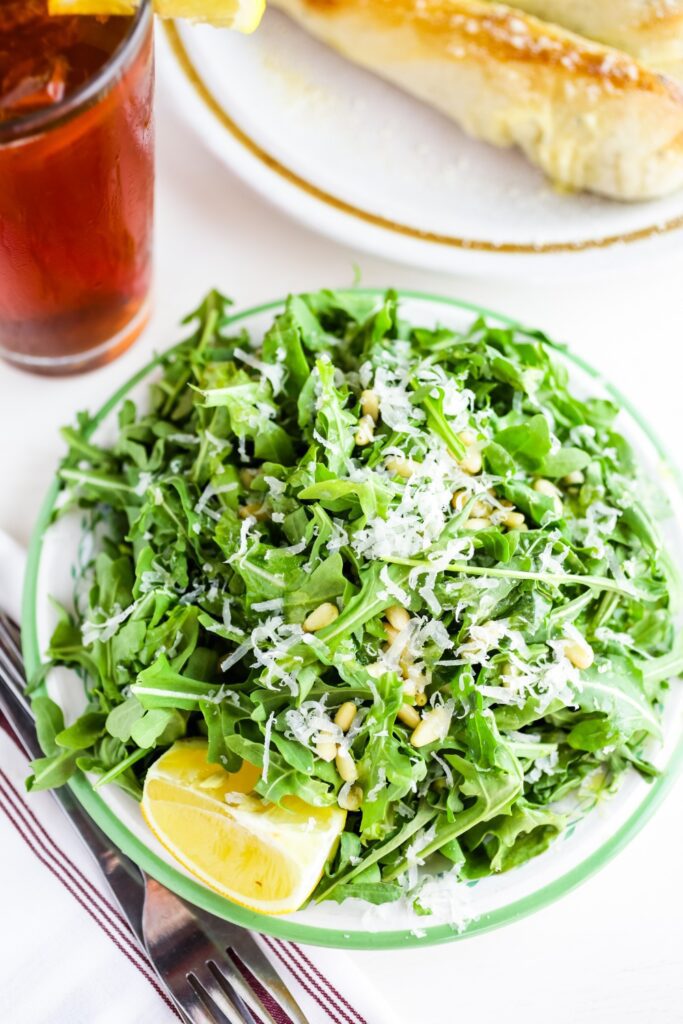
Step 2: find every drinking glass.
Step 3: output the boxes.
[0,0,154,375]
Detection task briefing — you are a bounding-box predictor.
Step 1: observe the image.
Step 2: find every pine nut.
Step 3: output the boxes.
[451,490,468,511]
[386,454,416,478]
[397,704,420,728]
[315,734,338,762]
[303,602,339,632]
[334,701,357,732]
[533,478,563,516]
[360,389,379,422]
[457,433,482,475]
[470,498,491,518]
[239,468,258,487]
[414,691,428,707]
[338,783,363,811]
[410,707,452,748]
[335,747,358,783]
[403,660,424,687]
[384,622,400,644]
[563,636,594,670]
[463,517,490,532]
[386,605,411,631]
[459,448,483,476]
[562,470,585,487]
[355,414,375,446]
[399,647,415,676]
[533,478,561,498]
[401,674,416,697]
[238,502,269,521]
[503,511,526,530]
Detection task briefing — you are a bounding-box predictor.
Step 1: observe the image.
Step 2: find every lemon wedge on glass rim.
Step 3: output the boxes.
[47,0,265,32]
[141,739,347,916]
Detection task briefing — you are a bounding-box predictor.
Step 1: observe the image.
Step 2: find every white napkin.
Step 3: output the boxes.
[0,530,25,623]
[0,534,398,1024]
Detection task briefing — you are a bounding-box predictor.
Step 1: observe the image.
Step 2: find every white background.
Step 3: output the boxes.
[0,76,682,1024]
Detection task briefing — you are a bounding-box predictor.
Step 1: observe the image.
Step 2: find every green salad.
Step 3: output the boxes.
[30,288,683,909]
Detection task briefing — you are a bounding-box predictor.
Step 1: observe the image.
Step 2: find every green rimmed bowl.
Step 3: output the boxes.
[23,290,683,949]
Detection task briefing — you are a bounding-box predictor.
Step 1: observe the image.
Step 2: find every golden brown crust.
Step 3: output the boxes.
[625,1,683,33]
[471,1,683,71]
[297,0,683,98]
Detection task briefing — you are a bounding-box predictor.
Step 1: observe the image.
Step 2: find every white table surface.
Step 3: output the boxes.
[1,79,682,1024]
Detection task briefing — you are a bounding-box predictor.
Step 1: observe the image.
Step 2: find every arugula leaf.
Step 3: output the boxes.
[27,696,81,791]
[576,658,662,741]
[312,359,355,475]
[567,717,619,753]
[495,414,552,467]
[262,309,310,400]
[33,695,66,756]
[56,712,107,750]
[465,699,499,769]
[540,448,591,478]
[106,697,145,742]
[132,656,223,711]
[37,287,681,909]
[462,802,565,876]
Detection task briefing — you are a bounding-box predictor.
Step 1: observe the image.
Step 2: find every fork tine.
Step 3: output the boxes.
[0,617,40,729]
[183,906,308,1024]
[207,962,262,1024]
[0,608,20,633]
[0,641,31,714]
[1,610,21,638]
[187,966,252,1024]
[0,629,25,680]
[0,615,23,669]
[0,610,21,641]
[7,617,21,647]
[225,951,294,1024]
[202,953,277,1024]
[186,972,232,1023]
[0,618,26,681]
[223,934,308,1024]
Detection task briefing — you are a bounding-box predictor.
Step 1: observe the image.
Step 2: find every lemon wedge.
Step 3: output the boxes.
[47,0,265,32]
[141,739,347,915]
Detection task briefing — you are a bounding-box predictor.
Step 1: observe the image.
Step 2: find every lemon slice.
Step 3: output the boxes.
[141,739,347,915]
[47,0,265,32]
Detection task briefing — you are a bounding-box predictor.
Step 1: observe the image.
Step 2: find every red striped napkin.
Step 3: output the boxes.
[0,716,395,1024]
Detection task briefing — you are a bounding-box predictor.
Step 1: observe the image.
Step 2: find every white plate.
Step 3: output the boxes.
[158,14,683,277]
[24,292,683,947]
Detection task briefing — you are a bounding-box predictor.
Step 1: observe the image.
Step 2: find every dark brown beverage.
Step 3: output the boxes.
[0,0,154,374]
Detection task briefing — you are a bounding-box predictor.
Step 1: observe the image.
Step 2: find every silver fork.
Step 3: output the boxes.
[0,613,309,1024]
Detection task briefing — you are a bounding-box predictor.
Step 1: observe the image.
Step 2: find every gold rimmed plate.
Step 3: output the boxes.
[159,12,683,276]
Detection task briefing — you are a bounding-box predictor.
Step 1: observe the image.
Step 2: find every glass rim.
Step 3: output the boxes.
[0,0,152,145]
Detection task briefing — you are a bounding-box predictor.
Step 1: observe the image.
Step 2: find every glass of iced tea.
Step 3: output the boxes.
[0,0,154,375]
